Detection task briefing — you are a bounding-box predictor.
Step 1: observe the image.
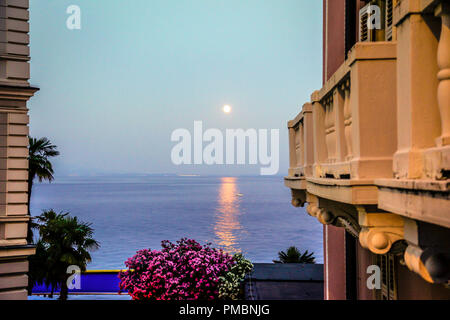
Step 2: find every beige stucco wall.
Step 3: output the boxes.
[0,0,37,300]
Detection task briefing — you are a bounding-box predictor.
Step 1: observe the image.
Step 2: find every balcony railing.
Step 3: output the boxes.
[286,41,397,190]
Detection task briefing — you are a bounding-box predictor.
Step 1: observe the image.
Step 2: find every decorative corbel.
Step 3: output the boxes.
[305,193,319,217]
[316,208,335,225]
[357,207,405,255]
[305,193,360,236]
[290,189,306,207]
[306,202,333,224]
[306,193,333,223]
[305,193,333,224]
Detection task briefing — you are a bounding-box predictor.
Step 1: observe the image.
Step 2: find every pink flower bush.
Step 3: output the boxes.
[119,238,235,300]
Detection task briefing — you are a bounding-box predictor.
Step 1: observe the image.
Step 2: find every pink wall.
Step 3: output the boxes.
[324,225,347,299]
[323,0,346,83]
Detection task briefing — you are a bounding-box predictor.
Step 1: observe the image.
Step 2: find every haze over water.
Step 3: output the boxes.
[30,175,323,269]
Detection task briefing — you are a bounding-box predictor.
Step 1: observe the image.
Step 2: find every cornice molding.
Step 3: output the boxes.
[0,85,39,101]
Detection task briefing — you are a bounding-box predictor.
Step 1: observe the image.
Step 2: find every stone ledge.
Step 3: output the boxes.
[375,178,450,192]
[306,178,378,205]
[347,41,397,64]
[0,244,35,258]
[376,179,450,228]
[284,176,306,190]
[307,177,374,186]
[0,288,26,300]
[0,215,29,222]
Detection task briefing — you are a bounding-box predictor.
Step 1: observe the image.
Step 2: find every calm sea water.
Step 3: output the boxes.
[30,175,323,269]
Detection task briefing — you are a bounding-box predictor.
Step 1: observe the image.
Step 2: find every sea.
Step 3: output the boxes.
[29,175,323,299]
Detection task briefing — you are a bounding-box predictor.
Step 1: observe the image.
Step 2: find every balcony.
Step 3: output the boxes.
[285,0,450,284]
[286,41,397,211]
[285,41,399,254]
[374,0,450,229]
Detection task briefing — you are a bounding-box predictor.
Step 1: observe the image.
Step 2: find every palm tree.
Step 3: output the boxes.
[27,137,59,243]
[28,210,99,300]
[273,246,316,264]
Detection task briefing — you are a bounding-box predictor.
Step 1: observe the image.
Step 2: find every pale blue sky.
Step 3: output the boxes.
[28,0,322,176]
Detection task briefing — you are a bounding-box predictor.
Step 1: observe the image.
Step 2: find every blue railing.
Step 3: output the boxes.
[32,270,124,295]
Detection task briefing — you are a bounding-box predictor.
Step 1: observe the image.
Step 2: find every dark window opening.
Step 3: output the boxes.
[345,0,358,59]
[345,231,357,300]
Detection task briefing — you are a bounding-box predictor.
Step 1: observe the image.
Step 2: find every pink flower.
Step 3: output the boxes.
[118,238,233,300]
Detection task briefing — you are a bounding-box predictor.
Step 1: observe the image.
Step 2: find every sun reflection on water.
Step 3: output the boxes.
[214,177,242,255]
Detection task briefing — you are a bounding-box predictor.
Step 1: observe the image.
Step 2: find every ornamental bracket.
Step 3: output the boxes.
[290,189,307,207]
[306,194,361,237]
[357,206,405,255]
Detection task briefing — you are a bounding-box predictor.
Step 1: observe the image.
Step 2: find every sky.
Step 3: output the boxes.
[28,0,323,176]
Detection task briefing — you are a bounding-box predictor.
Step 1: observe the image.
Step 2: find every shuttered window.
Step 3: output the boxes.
[359,0,396,42]
[359,3,370,42]
[385,0,394,41]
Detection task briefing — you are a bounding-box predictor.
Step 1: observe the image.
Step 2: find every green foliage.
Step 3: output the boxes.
[28,136,59,184]
[218,253,253,300]
[28,210,99,300]
[273,246,315,264]
[27,136,59,243]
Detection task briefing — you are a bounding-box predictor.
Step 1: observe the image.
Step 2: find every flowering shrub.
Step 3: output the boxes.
[218,253,253,300]
[119,238,238,300]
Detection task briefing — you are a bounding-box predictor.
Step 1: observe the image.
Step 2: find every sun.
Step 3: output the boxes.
[223,105,232,114]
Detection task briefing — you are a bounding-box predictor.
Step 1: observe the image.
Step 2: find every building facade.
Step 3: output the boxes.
[0,0,37,300]
[285,0,450,299]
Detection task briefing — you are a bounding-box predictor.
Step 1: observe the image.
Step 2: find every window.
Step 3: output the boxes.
[345,0,357,58]
[359,0,395,42]
[359,3,371,42]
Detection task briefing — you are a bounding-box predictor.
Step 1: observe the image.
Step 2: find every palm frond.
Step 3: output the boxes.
[273,246,316,264]
[28,210,100,299]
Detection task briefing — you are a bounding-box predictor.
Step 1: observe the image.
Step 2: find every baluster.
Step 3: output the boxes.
[436,3,450,146]
[325,95,337,163]
[324,99,332,163]
[288,126,296,176]
[343,80,353,160]
[298,123,305,170]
